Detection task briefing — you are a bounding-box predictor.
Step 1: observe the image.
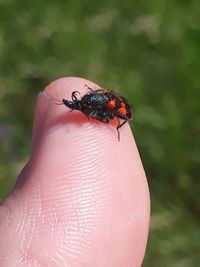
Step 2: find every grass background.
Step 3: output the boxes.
[0,1,199,266]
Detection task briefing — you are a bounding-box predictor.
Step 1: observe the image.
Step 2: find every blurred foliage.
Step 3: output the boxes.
[0,0,200,266]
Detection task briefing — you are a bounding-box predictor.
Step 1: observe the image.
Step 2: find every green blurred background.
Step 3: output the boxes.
[0,0,199,266]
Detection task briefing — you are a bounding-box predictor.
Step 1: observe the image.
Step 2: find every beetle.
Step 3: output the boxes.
[57,85,133,140]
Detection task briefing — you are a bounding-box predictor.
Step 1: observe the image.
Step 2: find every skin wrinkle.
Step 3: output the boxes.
[38,175,99,258]
[55,251,71,267]
[0,203,10,227]
[19,186,42,264]
[44,250,66,267]
[20,250,48,267]
[46,208,58,241]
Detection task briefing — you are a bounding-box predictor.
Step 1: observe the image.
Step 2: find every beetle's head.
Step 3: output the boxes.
[62,99,81,111]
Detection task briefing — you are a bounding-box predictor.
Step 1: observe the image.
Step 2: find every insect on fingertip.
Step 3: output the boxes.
[55,86,133,140]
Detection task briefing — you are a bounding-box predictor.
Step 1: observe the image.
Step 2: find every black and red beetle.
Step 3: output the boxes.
[57,85,133,140]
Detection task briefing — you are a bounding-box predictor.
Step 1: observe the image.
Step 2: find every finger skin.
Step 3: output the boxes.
[0,77,150,267]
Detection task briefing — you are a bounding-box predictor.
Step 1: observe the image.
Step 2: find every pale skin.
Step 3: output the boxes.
[0,77,150,267]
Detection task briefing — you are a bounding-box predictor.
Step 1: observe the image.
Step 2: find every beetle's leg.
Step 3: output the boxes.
[94,89,107,93]
[84,85,94,91]
[71,91,80,101]
[84,85,105,93]
[93,113,110,123]
[116,119,128,141]
[86,111,109,123]
[88,110,97,118]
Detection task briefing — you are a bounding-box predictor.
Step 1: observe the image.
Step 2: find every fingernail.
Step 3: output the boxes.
[31,92,51,151]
